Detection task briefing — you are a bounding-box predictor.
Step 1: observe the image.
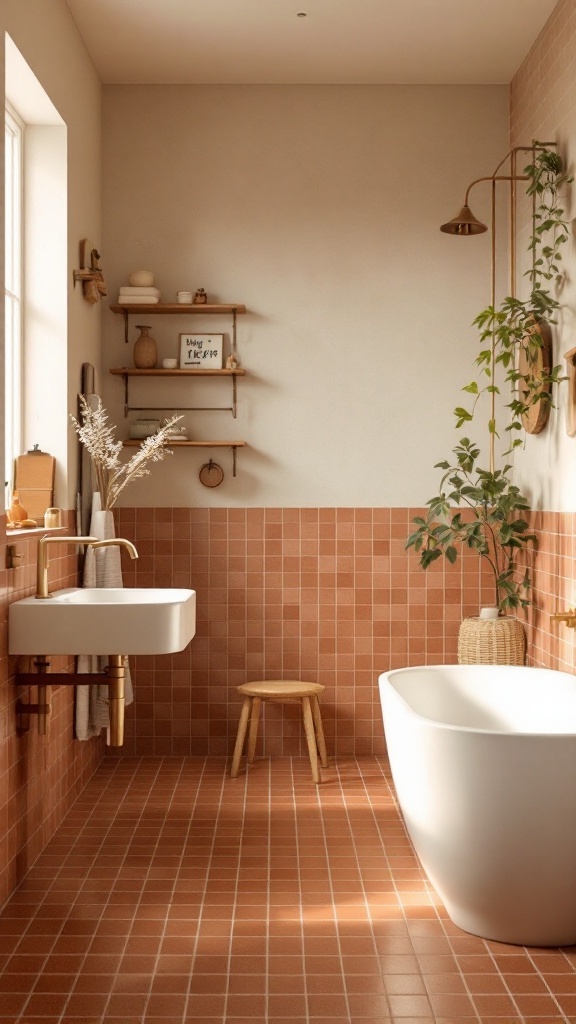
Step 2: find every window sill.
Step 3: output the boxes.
[5,524,68,537]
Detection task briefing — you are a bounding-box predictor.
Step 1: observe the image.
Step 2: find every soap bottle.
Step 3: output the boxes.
[7,491,28,524]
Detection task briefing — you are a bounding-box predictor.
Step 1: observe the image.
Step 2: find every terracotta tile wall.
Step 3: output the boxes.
[0,514,104,909]
[510,0,576,146]
[0,505,564,898]
[114,507,495,758]
[526,511,576,671]
[510,0,576,674]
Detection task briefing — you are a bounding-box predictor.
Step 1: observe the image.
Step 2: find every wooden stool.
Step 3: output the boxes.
[230,680,328,784]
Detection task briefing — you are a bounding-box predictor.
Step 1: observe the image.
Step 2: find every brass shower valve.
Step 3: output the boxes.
[551,609,576,629]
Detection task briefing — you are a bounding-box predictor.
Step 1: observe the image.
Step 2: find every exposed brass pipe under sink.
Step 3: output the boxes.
[18,535,140,745]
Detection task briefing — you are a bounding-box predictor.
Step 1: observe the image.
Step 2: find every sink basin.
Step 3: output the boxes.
[8,587,196,656]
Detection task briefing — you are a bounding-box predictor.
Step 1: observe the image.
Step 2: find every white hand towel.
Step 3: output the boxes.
[75,492,134,741]
[119,286,161,297]
[117,295,160,304]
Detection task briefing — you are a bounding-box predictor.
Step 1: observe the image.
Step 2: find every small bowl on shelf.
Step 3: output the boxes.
[129,270,154,287]
[162,358,178,369]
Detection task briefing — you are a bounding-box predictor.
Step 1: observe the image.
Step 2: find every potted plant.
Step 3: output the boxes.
[407,145,571,663]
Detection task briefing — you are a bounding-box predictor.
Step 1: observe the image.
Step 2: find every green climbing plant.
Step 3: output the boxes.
[407,145,571,612]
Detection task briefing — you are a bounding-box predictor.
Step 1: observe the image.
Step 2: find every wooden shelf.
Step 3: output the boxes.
[111,366,246,417]
[111,302,247,345]
[110,303,247,315]
[110,367,246,377]
[122,438,246,475]
[110,299,249,476]
[122,439,246,448]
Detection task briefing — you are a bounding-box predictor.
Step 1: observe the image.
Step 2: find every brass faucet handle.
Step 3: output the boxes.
[6,544,24,569]
[551,608,576,627]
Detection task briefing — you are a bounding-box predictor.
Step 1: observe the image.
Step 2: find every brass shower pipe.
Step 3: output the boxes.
[440,142,557,473]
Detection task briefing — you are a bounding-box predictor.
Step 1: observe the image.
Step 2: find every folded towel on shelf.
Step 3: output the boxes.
[117,295,160,304]
[119,286,161,297]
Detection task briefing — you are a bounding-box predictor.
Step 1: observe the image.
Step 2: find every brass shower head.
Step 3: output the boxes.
[440,204,487,235]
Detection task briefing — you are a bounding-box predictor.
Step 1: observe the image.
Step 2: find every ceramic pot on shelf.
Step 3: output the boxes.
[133,325,157,369]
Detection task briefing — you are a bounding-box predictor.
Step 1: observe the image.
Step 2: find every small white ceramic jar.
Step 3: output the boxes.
[44,507,62,528]
[162,358,178,369]
[177,290,193,304]
[479,607,500,619]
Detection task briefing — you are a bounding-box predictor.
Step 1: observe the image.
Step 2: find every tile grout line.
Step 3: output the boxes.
[220,757,249,1024]
[517,945,573,1023]
[265,756,271,1023]
[290,757,311,1024]
[139,755,208,1023]
[183,758,232,1024]
[342,757,420,1019]
[383,755,493,1020]
[54,755,164,1024]
[16,756,148,1022]
[374,754,568,1024]
[96,757,177,1023]
[312,756,353,1024]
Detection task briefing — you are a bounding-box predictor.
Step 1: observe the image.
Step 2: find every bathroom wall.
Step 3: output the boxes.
[510,0,576,669]
[114,506,494,756]
[0,2,104,908]
[102,85,510,508]
[101,84,507,754]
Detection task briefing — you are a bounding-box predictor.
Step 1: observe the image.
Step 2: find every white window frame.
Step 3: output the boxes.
[4,102,24,501]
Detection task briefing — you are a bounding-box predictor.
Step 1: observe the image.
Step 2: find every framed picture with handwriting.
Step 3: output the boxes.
[179,333,223,369]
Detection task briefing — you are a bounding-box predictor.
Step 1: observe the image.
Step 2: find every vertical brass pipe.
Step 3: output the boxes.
[511,149,517,298]
[107,655,126,747]
[33,656,51,735]
[490,178,497,475]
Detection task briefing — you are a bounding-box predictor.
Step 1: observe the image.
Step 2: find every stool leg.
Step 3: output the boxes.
[311,696,328,768]
[302,696,320,784]
[231,697,252,778]
[247,696,262,764]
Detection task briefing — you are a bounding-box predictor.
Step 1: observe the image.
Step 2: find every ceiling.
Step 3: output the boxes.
[65,0,558,86]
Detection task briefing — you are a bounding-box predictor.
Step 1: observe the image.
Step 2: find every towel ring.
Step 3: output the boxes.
[199,460,224,488]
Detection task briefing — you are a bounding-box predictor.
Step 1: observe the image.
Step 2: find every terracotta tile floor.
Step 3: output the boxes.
[1,756,576,1023]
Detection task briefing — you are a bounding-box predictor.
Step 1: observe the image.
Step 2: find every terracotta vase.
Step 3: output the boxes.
[133,325,157,369]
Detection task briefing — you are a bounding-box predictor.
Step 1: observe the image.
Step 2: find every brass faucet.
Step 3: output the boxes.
[36,535,139,599]
[550,609,576,629]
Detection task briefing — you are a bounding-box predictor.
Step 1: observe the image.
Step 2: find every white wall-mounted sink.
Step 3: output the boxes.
[9,587,196,656]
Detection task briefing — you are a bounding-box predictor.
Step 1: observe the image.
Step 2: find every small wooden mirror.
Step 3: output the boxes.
[518,321,552,434]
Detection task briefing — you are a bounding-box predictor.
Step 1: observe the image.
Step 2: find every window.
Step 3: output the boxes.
[4,103,24,501]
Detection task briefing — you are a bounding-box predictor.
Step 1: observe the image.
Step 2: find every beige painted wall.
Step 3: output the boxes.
[102,84,509,507]
[511,0,576,513]
[1,0,102,511]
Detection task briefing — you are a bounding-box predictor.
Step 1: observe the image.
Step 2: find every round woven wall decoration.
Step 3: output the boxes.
[458,616,526,665]
[199,460,224,488]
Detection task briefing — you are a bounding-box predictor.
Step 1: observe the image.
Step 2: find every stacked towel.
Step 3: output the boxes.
[119,286,161,297]
[117,285,161,304]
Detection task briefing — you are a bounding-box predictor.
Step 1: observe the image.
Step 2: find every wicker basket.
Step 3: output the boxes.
[458,615,526,665]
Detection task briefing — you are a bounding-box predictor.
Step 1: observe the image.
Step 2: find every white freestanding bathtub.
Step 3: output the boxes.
[379,665,576,946]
